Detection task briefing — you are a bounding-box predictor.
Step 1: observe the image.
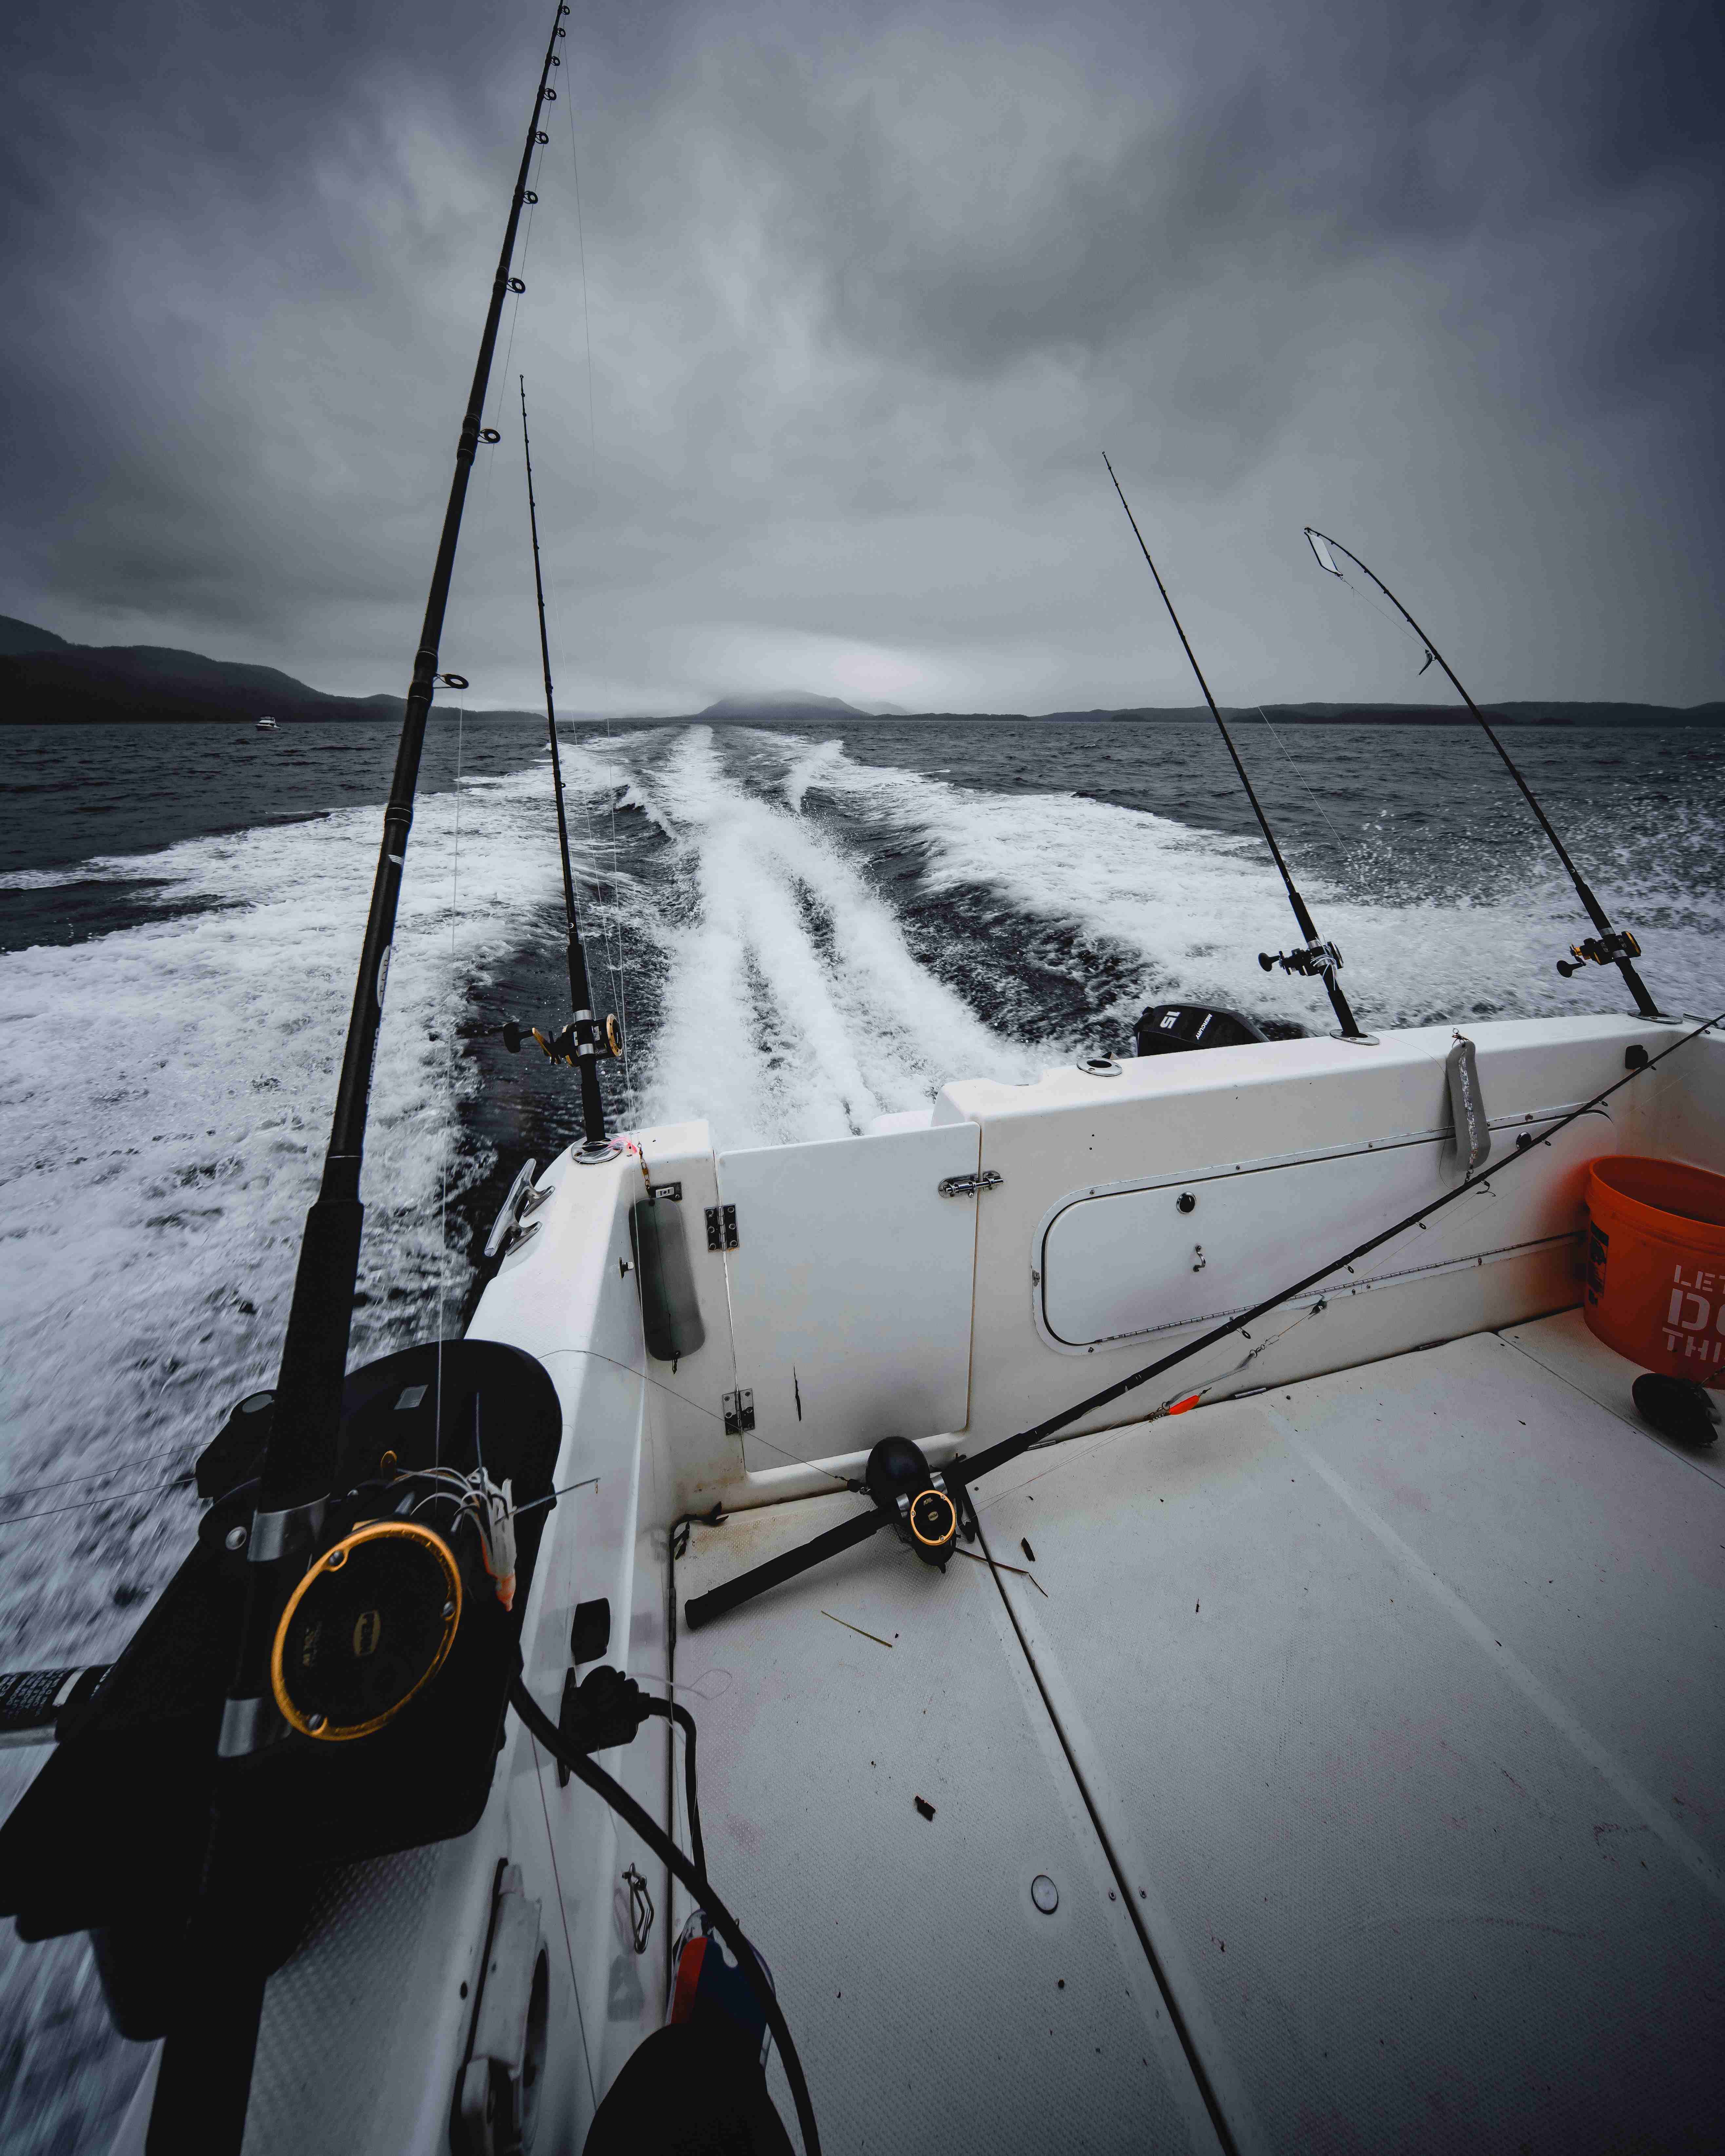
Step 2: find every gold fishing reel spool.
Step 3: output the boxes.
[907,1487,957,1564]
[604,1013,623,1057]
[271,1520,462,1742]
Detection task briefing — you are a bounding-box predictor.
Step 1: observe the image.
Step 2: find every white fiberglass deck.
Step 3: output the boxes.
[674,1310,1725,2156]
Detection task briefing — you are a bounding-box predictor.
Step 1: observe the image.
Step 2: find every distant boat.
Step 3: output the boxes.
[255,715,278,731]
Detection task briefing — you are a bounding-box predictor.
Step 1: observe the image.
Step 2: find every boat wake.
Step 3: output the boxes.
[1,716,1722,2152]
[4,721,1723,1666]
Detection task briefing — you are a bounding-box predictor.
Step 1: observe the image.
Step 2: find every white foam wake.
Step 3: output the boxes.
[772,732,1725,1030]
[0,763,588,1663]
[618,728,1045,1148]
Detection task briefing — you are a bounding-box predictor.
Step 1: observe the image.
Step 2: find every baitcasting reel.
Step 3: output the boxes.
[1260,939,1344,980]
[1557,928,1640,979]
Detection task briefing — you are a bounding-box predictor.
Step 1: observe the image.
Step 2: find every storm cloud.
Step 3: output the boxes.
[2,0,1720,712]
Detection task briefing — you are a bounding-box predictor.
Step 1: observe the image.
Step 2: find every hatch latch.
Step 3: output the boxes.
[937,1170,1003,1200]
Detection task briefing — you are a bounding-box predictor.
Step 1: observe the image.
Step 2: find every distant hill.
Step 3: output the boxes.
[3,613,1718,729]
[0,613,73,657]
[697,690,868,721]
[0,614,533,724]
[1037,701,1725,728]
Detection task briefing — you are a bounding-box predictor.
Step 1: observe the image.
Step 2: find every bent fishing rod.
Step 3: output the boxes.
[515,373,616,1161]
[683,1004,1722,1633]
[1104,454,1373,1045]
[147,7,574,2147]
[1303,526,1664,1020]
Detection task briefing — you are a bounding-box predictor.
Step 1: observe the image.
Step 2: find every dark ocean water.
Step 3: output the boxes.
[2,712,1722,2146]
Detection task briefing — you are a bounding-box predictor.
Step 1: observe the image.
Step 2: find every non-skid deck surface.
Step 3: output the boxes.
[676,1313,1724,2156]
[674,1495,1224,2156]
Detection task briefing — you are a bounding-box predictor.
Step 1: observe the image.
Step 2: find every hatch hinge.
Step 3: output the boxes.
[705,1203,738,1252]
[722,1389,755,1437]
[937,1170,1004,1200]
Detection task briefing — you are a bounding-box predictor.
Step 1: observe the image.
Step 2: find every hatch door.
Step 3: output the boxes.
[715,1122,982,1474]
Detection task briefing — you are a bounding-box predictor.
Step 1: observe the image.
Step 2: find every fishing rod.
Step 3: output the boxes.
[513,372,618,1162]
[145,6,575,2145]
[1303,526,1665,1021]
[683,1005,1721,1633]
[1104,454,1374,1046]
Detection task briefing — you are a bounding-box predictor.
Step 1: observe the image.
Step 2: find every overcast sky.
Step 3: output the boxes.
[3,0,1720,713]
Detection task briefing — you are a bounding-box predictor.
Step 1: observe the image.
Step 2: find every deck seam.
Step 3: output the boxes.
[972,1516,1252,2156]
[1494,1326,1725,1489]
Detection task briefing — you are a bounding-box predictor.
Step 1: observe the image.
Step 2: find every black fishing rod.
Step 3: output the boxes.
[1303,526,1664,1021]
[1104,454,1374,1045]
[257,0,569,1518]
[517,372,617,1161]
[683,1005,1721,1634]
[146,7,573,2145]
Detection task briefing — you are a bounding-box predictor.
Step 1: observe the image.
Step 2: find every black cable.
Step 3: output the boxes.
[644,1697,706,1881]
[509,1675,820,2156]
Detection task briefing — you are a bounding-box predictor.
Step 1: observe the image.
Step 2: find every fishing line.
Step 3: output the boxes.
[0,1442,194,1508]
[529,1730,599,2113]
[1104,455,1373,1043]
[432,131,554,1443]
[558,59,634,1121]
[0,1474,195,1530]
[1252,706,1351,856]
[1304,525,1663,1020]
[509,64,634,1131]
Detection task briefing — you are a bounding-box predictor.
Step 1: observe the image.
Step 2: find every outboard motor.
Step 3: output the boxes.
[1134,1002,1269,1058]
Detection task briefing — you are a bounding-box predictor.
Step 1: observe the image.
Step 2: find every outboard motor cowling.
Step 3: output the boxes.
[1133,1003,1269,1058]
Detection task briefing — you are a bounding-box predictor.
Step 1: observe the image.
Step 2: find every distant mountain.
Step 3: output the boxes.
[697,690,868,721]
[4,613,1717,729]
[0,614,518,724]
[0,613,73,656]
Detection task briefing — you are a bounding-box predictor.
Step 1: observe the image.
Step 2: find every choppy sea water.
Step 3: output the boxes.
[2,712,1722,2145]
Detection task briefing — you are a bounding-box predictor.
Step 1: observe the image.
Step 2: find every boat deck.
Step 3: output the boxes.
[673,1310,1725,2155]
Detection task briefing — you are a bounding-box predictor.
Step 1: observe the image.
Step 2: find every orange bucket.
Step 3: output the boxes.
[1582,1156,1725,1386]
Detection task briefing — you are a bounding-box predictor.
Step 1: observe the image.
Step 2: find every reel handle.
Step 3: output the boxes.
[1259,940,1343,979]
[1556,928,1641,979]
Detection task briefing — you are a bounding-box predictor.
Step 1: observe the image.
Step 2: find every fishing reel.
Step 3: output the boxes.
[1259,939,1344,980]
[270,1461,519,1744]
[865,1437,967,1569]
[0,1340,561,2050]
[502,1012,623,1062]
[1557,928,1640,978]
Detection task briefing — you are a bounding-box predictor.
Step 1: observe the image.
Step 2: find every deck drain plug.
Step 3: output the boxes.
[1031,1875,1059,1915]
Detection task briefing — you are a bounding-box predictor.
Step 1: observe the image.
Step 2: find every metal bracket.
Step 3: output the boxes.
[722,1389,755,1436]
[937,1170,1004,1200]
[456,1864,549,2156]
[705,1203,738,1251]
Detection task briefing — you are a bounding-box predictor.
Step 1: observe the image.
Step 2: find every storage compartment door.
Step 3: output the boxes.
[717,1123,982,1473]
